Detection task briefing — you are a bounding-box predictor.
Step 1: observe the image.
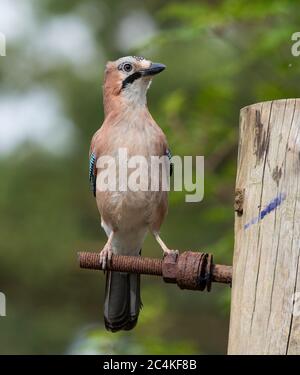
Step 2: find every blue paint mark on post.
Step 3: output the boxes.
[244,192,286,230]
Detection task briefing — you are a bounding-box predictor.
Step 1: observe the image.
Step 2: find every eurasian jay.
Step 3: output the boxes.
[89,56,173,332]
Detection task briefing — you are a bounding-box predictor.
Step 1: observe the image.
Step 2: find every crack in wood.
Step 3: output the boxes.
[254,110,270,166]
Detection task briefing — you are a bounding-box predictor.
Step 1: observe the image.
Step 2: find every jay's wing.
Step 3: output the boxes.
[89,130,100,197]
[166,148,173,176]
[89,152,97,197]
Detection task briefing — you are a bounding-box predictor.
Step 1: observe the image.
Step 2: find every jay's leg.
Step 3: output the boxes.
[99,232,113,270]
[153,232,179,259]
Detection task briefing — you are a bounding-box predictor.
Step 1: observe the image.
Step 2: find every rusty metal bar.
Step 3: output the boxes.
[78,251,232,291]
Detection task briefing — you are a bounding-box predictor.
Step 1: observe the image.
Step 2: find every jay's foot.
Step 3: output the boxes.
[163,249,179,260]
[99,244,113,270]
[153,232,179,261]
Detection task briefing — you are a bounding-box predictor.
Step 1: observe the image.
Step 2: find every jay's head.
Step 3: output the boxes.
[103,56,166,112]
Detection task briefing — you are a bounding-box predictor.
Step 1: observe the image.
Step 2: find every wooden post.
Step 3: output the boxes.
[228,99,300,354]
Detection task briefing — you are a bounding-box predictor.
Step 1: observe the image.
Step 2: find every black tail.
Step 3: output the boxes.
[104,270,142,332]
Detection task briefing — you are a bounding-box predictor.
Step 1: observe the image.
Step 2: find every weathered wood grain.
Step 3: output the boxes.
[228,99,300,354]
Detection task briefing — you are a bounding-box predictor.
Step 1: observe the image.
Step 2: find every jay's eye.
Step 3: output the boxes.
[123,63,133,73]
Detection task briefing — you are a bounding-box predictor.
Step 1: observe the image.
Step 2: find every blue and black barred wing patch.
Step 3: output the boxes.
[166,148,173,176]
[89,152,97,197]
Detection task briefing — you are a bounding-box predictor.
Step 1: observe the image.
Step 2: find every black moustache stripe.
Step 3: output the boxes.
[121,71,142,89]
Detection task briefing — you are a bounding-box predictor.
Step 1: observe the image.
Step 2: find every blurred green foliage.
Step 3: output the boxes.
[0,0,299,354]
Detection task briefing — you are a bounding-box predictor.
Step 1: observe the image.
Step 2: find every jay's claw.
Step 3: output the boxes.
[163,249,179,260]
[99,245,113,270]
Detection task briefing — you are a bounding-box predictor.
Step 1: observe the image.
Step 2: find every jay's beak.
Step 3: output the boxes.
[140,63,166,77]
